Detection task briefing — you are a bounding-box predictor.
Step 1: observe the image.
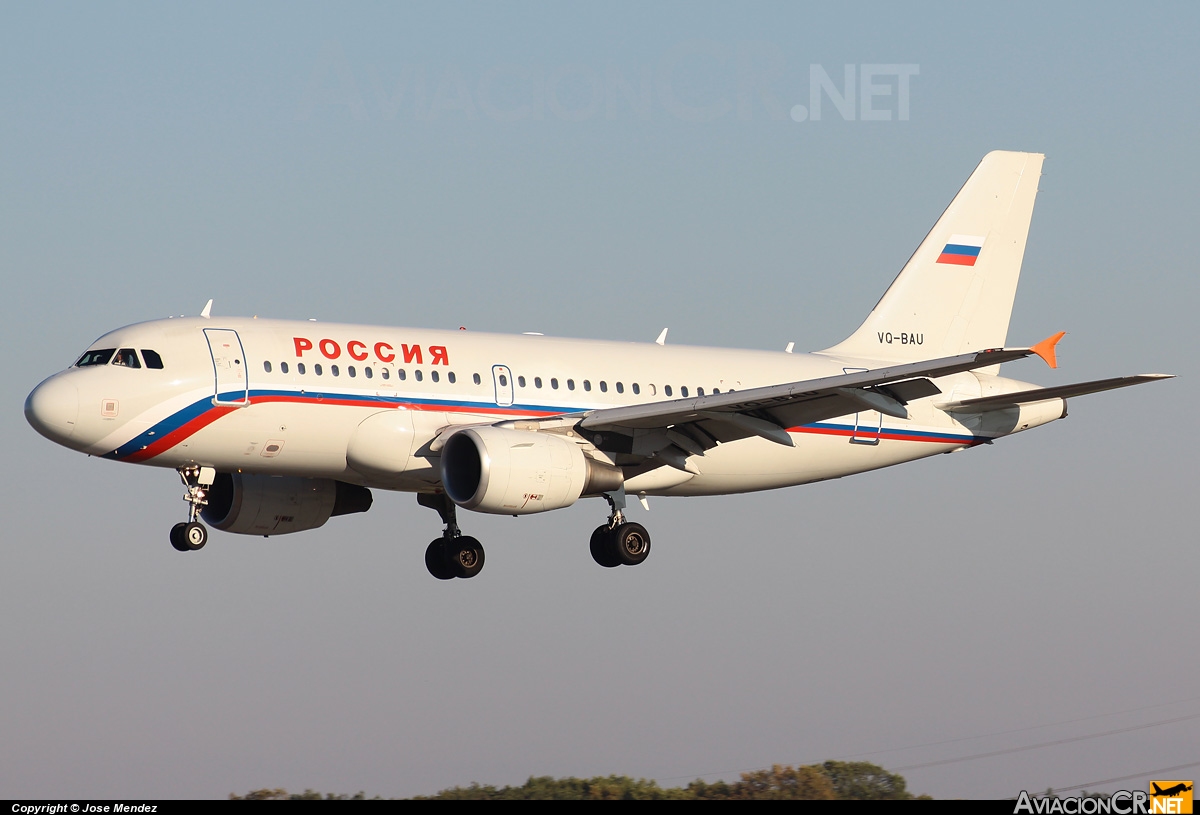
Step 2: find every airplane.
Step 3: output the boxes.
[1151,783,1193,797]
[24,151,1172,580]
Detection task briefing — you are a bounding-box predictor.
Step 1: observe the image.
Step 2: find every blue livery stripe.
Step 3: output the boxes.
[105,389,985,461]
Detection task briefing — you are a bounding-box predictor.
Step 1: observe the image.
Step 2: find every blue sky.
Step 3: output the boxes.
[2,1,1196,800]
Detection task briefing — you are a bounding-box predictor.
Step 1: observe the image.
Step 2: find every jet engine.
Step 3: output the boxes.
[202,472,372,536]
[441,427,623,515]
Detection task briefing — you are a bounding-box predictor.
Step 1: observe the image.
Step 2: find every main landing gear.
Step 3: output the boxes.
[170,466,212,552]
[417,489,652,580]
[419,492,485,580]
[589,490,651,569]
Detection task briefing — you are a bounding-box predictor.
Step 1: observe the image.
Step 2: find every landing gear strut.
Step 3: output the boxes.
[418,492,485,580]
[589,489,651,568]
[170,466,212,552]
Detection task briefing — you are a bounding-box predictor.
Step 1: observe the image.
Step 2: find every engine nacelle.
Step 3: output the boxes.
[978,397,1066,436]
[202,472,372,536]
[441,427,623,515]
[970,373,1068,436]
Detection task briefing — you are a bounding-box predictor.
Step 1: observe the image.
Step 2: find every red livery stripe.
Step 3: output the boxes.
[123,405,239,463]
[935,252,978,266]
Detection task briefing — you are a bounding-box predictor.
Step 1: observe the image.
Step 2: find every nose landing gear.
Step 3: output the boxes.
[170,466,213,552]
[170,521,208,551]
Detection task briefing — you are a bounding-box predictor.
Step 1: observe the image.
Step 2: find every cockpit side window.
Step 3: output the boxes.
[76,349,115,367]
[141,349,164,369]
[112,348,142,368]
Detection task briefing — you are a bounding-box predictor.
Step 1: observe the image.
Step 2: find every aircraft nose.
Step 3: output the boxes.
[25,375,80,444]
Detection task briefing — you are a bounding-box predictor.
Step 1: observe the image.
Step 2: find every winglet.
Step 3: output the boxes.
[655,328,668,346]
[1031,331,1066,369]
[200,299,213,319]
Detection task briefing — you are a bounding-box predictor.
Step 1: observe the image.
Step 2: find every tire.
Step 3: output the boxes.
[425,538,456,580]
[183,521,208,551]
[447,536,485,579]
[169,523,190,552]
[611,522,650,566]
[589,525,620,568]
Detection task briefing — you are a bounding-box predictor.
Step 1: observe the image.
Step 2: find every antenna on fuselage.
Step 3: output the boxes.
[655,328,668,345]
[200,299,213,319]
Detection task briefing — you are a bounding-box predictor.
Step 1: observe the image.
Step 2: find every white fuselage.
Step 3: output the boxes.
[26,316,1060,502]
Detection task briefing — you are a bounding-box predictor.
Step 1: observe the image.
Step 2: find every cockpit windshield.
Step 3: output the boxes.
[112,348,141,368]
[74,347,164,369]
[76,348,115,367]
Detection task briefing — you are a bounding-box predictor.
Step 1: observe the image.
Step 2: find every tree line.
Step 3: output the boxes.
[231,760,927,800]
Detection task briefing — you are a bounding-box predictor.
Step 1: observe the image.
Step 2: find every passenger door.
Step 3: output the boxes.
[204,328,250,406]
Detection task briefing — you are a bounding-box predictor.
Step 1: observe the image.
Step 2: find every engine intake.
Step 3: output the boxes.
[202,472,372,536]
[441,427,623,515]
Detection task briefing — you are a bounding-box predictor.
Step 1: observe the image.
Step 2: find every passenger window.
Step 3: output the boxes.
[348,366,356,378]
[518,375,526,387]
[473,373,481,385]
[331,365,340,376]
[76,349,115,367]
[281,361,289,374]
[431,370,439,383]
[398,369,406,380]
[415,370,423,382]
[632,383,640,395]
[264,361,273,373]
[534,377,542,388]
[364,367,372,379]
[298,363,306,375]
[712,387,719,394]
[141,350,164,369]
[314,364,323,376]
[499,374,507,387]
[113,349,141,368]
[567,379,575,391]
[697,387,704,396]
[599,381,608,393]
[664,385,673,396]
[615,382,624,394]
[681,386,689,397]
[448,372,456,384]
[381,368,389,380]
[583,380,592,392]
[551,378,559,389]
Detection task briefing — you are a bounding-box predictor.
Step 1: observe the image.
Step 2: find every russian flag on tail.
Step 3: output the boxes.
[937,234,985,266]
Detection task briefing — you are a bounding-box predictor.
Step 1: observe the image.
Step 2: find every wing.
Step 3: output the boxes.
[936,374,1173,411]
[482,344,1050,474]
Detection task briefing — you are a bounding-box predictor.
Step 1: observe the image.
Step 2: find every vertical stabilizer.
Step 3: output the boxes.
[820,151,1044,371]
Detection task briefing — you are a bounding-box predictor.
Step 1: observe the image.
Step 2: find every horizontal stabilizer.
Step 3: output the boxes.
[938,374,1173,411]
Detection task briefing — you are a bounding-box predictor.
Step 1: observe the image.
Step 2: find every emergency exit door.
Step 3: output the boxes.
[492,364,514,407]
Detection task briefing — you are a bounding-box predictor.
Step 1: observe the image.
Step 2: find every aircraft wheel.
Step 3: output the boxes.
[183,522,208,551]
[169,523,190,552]
[589,525,620,568]
[447,536,485,579]
[425,538,456,580]
[611,522,651,566]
